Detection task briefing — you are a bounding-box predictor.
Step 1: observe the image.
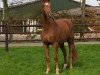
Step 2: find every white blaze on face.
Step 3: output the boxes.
[45,2,49,5]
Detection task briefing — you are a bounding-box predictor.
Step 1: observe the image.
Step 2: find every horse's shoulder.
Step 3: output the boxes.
[55,18,71,26]
[56,18,71,23]
[56,18,66,22]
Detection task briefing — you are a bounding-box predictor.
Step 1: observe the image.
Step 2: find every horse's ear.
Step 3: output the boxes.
[48,0,50,2]
[43,0,50,2]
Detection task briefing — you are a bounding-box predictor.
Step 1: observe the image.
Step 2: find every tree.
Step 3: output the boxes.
[2,0,9,20]
[81,0,86,24]
[79,0,86,38]
[2,0,13,41]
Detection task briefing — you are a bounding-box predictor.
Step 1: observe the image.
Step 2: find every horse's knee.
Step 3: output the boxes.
[46,57,50,62]
[54,57,58,62]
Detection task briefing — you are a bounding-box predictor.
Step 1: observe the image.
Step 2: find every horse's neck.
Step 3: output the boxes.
[43,16,50,29]
[43,15,53,28]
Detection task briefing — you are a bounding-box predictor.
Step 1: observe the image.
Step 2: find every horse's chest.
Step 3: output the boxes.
[41,31,55,42]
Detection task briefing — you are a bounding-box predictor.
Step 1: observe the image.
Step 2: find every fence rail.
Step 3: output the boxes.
[0,20,100,51]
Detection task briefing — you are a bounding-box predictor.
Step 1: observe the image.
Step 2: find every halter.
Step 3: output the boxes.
[48,13,55,20]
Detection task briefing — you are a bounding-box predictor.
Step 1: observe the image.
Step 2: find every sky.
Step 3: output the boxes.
[0,0,100,8]
[0,0,12,8]
[0,0,35,8]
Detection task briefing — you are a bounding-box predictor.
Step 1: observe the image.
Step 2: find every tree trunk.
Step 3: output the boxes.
[3,0,9,20]
[3,0,13,41]
[81,0,86,24]
[80,0,86,38]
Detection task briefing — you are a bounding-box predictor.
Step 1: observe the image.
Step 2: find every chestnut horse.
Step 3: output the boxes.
[41,0,77,75]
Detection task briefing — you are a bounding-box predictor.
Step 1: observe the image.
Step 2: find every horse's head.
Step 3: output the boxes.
[42,0,51,17]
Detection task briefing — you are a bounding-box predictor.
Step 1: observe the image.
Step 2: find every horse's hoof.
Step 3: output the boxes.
[46,71,49,75]
[46,69,50,75]
[56,72,59,75]
[56,69,59,75]
[70,66,73,70]
[63,64,67,70]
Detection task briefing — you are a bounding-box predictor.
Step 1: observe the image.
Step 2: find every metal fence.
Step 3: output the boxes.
[0,20,100,51]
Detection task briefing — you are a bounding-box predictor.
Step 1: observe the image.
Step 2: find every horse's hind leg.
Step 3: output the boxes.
[43,43,50,74]
[68,38,77,70]
[60,43,67,70]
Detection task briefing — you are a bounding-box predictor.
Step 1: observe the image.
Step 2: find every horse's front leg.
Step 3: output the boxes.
[53,42,59,75]
[60,43,67,70]
[43,43,50,74]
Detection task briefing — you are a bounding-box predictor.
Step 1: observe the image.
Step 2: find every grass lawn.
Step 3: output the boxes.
[0,44,100,75]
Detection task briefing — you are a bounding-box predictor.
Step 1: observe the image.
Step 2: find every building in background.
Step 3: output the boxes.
[73,0,100,6]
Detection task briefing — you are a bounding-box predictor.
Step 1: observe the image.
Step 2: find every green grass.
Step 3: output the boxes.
[0,44,100,75]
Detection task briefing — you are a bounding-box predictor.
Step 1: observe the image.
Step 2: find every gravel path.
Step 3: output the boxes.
[0,42,100,47]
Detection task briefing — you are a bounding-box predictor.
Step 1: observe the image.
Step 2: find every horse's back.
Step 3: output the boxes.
[55,18,74,42]
[56,18,73,33]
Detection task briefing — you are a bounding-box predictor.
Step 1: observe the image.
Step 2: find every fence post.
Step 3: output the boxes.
[5,22,9,52]
[81,0,86,25]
